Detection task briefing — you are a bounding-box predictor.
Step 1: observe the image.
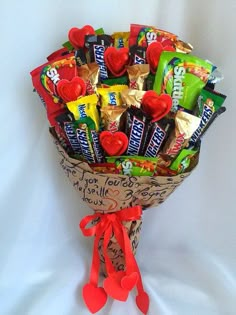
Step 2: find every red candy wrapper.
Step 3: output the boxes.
[129,23,177,47]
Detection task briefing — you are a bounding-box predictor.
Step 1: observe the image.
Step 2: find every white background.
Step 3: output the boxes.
[1,1,236,314]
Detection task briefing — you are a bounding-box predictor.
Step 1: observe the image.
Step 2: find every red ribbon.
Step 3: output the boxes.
[79,205,149,314]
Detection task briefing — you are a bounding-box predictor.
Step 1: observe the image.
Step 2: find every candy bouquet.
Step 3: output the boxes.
[30,24,227,314]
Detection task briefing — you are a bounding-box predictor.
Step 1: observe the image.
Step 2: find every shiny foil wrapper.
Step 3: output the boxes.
[121,88,146,107]
[77,62,100,95]
[175,40,193,54]
[127,64,150,90]
[100,105,127,132]
[163,110,200,157]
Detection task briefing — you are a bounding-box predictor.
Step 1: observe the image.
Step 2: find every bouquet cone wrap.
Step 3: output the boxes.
[51,132,195,213]
[51,129,198,274]
[30,21,225,313]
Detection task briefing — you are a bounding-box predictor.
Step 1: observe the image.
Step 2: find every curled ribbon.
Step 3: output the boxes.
[79,205,149,314]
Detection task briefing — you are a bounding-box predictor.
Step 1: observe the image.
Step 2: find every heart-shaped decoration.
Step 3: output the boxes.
[142,90,172,121]
[104,47,130,77]
[68,25,95,49]
[107,188,120,197]
[136,291,150,315]
[146,42,175,74]
[57,77,86,102]
[40,55,77,103]
[121,272,139,291]
[100,131,128,156]
[103,271,129,301]
[82,283,107,313]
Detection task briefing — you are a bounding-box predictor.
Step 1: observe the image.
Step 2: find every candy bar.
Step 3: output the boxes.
[125,107,151,156]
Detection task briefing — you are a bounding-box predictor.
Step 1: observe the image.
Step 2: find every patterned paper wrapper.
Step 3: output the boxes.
[51,132,194,212]
[50,129,198,268]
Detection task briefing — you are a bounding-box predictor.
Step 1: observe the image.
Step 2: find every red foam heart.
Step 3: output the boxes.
[83,283,107,313]
[100,131,128,156]
[57,76,86,102]
[136,291,150,315]
[40,54,77,104]
[146,42,175,74]
[142,90,172,121]
[103,271,129,301]
[104,47,130,77]
[68,25,95,49]
[121,272,138,291]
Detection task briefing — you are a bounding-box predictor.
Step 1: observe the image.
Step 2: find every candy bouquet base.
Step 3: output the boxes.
[31,24,226,314]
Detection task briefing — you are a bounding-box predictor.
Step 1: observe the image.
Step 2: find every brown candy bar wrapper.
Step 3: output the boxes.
[163,111,200,158]
[127,64,150,90]
[50,127,196,212]
[77,62,99,95]
[121,89,146,108]
[98,219,142,275]
[75,48,87,66]
[100,105,127,132]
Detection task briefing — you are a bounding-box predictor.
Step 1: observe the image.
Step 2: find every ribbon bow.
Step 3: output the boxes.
[80,205,149,314]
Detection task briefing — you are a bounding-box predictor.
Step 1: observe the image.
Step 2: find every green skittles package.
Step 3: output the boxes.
[153,52,214,112]
[169,147,199,174]
[106,155,158,176]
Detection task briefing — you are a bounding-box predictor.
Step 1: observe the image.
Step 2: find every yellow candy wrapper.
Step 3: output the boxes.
[97,85,128,107]
[66,94,100,131]
[112,31,130,48]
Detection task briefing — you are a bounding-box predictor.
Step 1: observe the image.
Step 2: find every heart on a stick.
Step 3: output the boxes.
[57,76,86,102]
[146,41,175,74]
[100,131,128,156]
[104,47,130,77]
[68,25,95,49]
[142,90,172,121]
